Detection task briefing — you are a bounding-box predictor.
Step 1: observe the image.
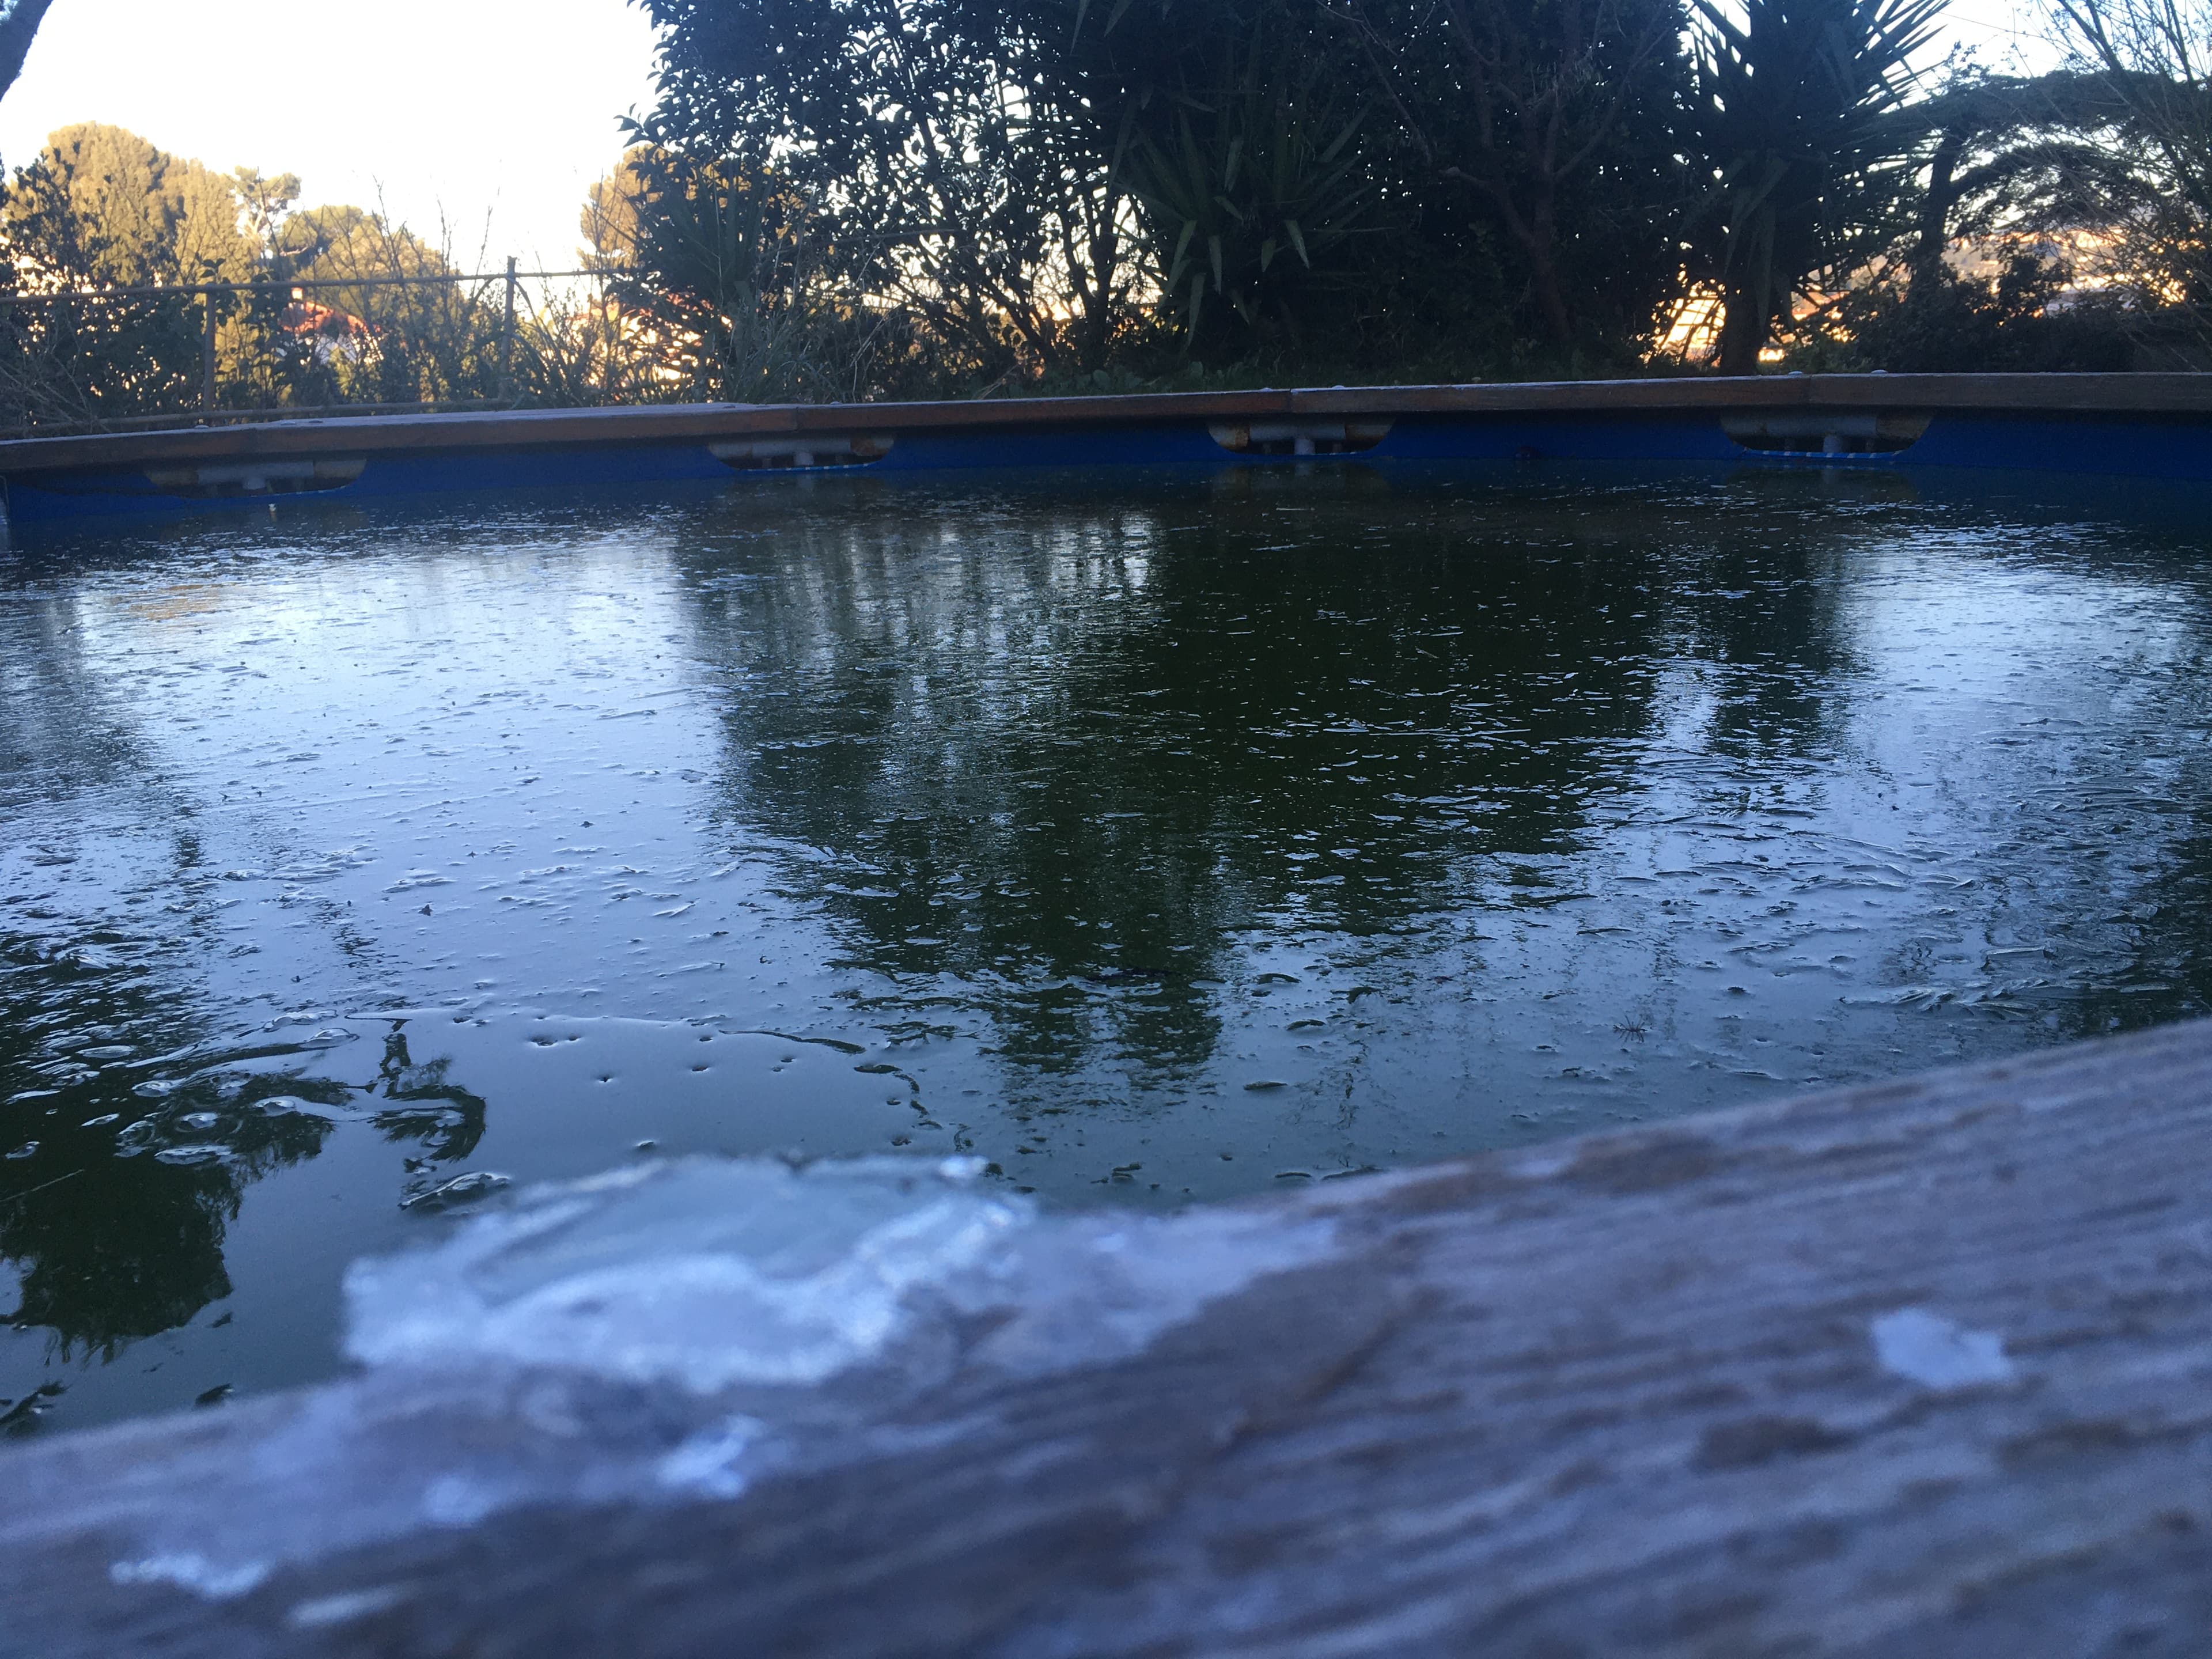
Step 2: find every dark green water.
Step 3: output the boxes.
[6,464,2212,1434]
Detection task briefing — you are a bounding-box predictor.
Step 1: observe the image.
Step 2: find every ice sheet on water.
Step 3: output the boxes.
[56,1152,1338,1602]
[344,1152,1340,1395]
[346,1156,1030,1389]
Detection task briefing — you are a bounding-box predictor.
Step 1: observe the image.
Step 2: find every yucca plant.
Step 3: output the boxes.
[1687,0,1947,372]
[1113,20,1376,351]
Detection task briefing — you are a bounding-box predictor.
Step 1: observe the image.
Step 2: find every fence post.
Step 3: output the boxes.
[499,256,518,400]
[201,289,218,413]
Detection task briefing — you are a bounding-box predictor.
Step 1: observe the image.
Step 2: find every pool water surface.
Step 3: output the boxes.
[5,464,2211,1433]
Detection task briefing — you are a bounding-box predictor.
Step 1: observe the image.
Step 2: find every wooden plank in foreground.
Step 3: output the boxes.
[4,1020,2212,1656]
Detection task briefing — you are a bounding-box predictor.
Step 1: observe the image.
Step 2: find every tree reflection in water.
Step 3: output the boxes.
[671,469,1895,1111]
[0,935,484,1407]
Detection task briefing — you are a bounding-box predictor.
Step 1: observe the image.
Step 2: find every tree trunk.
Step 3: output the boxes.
[1914,131,1965,281]
[1715,280,1766,374]
[1440,168,1577,345]
[1532,262,1575,344]
[1527,197,1575,344]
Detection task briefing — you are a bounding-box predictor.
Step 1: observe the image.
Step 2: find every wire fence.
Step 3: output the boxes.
[0,263,689,438]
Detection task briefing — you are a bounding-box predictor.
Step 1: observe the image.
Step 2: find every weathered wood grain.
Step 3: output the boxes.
[4,373,2211,477]
[4,1018,2211,1657]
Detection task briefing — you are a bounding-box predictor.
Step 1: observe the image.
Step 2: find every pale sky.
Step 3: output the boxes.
[0,0,2048,281]
[0,0,665,271]
[1941,0,2057,68]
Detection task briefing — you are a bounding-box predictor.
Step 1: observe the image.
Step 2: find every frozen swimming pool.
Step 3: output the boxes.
[5,463,2211,1433]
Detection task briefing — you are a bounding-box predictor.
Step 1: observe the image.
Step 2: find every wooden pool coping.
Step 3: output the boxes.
[6,1017,2211,1655]
[6,372,2212,476]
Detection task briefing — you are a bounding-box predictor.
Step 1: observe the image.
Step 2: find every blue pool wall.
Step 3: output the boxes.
[7,407,2212,527]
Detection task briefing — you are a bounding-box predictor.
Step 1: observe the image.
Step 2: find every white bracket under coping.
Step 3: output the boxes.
[144,457,368,497]
[1207,419,1392,457]
[1721,412,1931,456]
[709,433,895,471]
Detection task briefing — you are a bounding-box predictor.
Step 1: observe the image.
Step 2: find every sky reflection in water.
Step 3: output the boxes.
[4,463,2210,1432]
